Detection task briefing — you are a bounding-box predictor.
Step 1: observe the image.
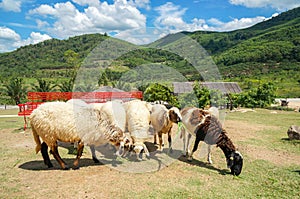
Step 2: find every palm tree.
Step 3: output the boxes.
[3,78,27,105]
[57,79,74,92]
[32,78,56,92]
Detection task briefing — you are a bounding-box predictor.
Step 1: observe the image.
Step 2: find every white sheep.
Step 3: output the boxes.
[123,99,152,160]
[30,101,130,170]
[150,104,182,152]
[89,100,130,162]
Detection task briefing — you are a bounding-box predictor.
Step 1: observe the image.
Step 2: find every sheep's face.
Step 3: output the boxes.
[116,133,134,157]
[227,151,243,176]
[169,107,182,123]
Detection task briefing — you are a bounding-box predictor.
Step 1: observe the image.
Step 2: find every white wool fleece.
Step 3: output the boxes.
[30,101,119,146]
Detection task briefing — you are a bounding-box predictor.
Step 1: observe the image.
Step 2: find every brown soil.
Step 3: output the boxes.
[1,116,299,198]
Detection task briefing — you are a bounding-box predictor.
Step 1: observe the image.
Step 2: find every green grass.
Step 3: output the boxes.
[0,108,299,198]
[0,108,24,130]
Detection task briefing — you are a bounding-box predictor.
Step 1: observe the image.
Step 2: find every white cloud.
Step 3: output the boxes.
[0,26,20,41]
[0,27,20,52]
[0,26,51,52]
[0,0,21,12]
[153,2,267,36]
[16,32,52,47]
[29,1,146,41]
[207,16,267,31]
[129,0,151,10]
[151,2,272,42]
[229,0,300,11]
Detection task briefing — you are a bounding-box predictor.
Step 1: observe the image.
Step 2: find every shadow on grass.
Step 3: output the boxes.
[293,170,300,175]
[18,158,105,171]
[18,157,123,171]
[178,155,230,175]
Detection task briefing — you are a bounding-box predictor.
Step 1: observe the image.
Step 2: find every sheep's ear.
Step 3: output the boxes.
[169,110,178,122]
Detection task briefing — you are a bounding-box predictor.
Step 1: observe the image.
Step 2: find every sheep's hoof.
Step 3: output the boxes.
[62,165,70,170]
[73,166,80,170]
[92,156,100,163]
[187,156,193,162]
[46,163,53,168]
[146,153,150,160]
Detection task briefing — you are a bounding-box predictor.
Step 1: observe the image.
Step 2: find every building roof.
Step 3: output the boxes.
[173,82,242,95]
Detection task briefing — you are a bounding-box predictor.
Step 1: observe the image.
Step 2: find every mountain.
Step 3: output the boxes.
[0,34,109,78]
[0,7,299,97]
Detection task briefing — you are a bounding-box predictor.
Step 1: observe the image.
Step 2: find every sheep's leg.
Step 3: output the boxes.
[73,142,84,170]
[167,130,173,153]
[41,142,53,168]
[187,134,201,161]
[51,144,69,170]
[207,145,213,164]
[181,127,187,155]
[158,132,163,151]
[143,143,150,159]
[154,132,157,145]
[185,133,192,157]
[89,145,100,163]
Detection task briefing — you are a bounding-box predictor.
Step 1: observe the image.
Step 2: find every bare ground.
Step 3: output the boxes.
[1,111,300,198]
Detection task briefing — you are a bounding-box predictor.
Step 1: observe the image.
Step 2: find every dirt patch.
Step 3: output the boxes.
[240,144,300,166]
[1,114,299,198]
[223,120,268,141]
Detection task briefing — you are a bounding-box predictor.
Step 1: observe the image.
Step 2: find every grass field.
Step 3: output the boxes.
[0,108,299,198]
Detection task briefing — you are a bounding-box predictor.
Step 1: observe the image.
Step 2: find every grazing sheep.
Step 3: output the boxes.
[124,99,152,160]
[89,100,130,162]
[182,106,219,164]
[30,101,129,170]
[150,104,182,152]
[180,107,243,176]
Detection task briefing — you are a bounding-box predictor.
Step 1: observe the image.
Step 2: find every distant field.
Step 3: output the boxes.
[0,108,299,198]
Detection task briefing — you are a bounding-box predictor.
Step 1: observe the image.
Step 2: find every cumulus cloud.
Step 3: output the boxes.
[0,27,20,52]
[153,2,269,39]
[29,0,146,40]
[207,16,267,31]
[229,0,300,11]
[0,0,21,12]
[0,26,51,52]
[16,32,52,47]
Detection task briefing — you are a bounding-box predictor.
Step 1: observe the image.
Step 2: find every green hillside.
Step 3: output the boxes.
[0,34,108,78]
[0,7,299,98]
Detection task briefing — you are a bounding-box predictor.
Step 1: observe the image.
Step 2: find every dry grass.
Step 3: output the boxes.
[0,108,299,198]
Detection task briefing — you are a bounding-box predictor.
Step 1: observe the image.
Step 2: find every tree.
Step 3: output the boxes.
[143,83,179,107]
[234,82,276,108]
[98,71,109,86]
[3,78,27,105]
[64,49,80,83]
[57,79,74,92]
[32,78,56,92]
[112,80,131,91]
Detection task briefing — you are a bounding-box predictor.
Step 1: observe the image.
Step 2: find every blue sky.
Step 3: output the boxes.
[0,0,299,52]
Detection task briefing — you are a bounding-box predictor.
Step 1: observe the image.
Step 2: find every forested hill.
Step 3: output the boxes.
[149,6,300,77]
[0,6,299,96]
[0,34,109,77]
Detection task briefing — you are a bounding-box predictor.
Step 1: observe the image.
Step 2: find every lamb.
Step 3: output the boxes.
[180,107,243,176]
[30,101,130,170]
[150,104,182,152]
[123,99,152,160]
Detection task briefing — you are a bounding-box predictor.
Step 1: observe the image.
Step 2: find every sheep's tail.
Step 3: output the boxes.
[32,126,42,154]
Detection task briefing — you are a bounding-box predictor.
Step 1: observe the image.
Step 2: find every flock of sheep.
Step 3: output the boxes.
[29,99,243,176]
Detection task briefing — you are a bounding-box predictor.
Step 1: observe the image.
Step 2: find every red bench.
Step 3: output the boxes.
[18,91,143,130]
